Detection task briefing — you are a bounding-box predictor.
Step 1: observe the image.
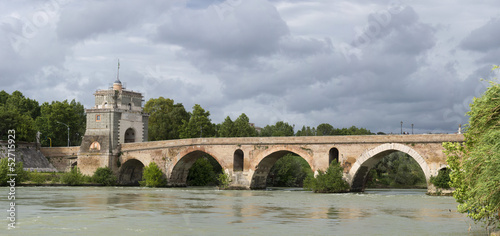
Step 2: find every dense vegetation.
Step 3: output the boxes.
[445,75,500,228]
[0,90,86,146]
[366,152,426,188]
[429,168,451,189]
[186,156,222,186]
[266,154,313,187]
[140,162,167,187]
[303,162,349,193]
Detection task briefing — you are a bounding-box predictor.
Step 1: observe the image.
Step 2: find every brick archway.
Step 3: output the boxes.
[347,143,431,192]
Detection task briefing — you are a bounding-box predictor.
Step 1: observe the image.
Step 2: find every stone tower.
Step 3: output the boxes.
[78,74,149,175]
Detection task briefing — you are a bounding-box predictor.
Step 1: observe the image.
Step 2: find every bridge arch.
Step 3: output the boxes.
[250,146,314,189]
[169,149,223,186]
[118,158,145,185]
[347,143,431,192]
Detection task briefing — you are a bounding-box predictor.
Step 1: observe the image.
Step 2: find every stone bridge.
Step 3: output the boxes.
[78,134,463,192]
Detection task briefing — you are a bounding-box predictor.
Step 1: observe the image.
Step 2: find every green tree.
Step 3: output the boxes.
[366,152,426,188]
[144,97,190,141]
[187,157,222,186]
[430,168,451,189]
[233,113,257,137]
[179,104,215,138]
[303,162,349,193]
[0,159,28,185]
[92,167,117,186]
[218,116,234,137]
[0,91,39,142]
[139,162,167,187]
[267,154,313,187]
[445,76,500,227]
[296,126,316,136]
[35,99,86,146]
[317,123,334,136]
[260,121,294,137]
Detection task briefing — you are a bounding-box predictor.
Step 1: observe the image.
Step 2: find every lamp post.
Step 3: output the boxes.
[411,124,414,134]
[56,121,70,147]
[400,121,403,134]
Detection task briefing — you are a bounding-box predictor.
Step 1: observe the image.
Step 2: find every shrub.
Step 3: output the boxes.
[61,166,85,186]
[92,167,117,186]
[139,162,166,187]
[217,172,231,189]
[0,158,28,185]
[303,162,350,193]
[430,168,451,189]
[29,171,47,184]
[187,157,218,186]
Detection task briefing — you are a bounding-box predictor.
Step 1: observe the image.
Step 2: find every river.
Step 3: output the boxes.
[0,187,489,235]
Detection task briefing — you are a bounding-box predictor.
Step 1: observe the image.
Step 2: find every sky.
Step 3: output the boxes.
[1,0,499,134]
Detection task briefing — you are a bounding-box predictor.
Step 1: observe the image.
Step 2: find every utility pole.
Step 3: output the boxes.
[411,124,414,134]
[400,121,403,134]
[56,121,70,147]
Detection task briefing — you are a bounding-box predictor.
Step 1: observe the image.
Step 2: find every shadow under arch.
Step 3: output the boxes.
[169,150,223,187]
[347,143,431,192]
[119,159,145,186]
[250,149,314,189]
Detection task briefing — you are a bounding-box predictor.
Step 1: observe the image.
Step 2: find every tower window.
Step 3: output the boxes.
[128,103,132,110]
[96,115,101,122]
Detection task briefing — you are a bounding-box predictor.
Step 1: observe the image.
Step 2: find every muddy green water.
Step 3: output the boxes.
[0,187,490,235]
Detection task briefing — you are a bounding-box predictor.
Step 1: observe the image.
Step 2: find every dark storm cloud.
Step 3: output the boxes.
[460,17,500,52]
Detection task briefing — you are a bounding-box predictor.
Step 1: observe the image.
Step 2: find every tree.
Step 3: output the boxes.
[0,91,39,142]
[144,97,189,141]
[303,162,350,193]
[430,168,451,189]
[317,123,334,136]
[445,77,500,227]
[233,113,257,137]
[186,157,221,186]
[34,99,86,146]
[296,126,316,136]
[179,104,215,138]
[260,121,294,137]
[366,152,426,188]
[267,154,313,187]
[140,162,167,187]
[92,167,117,186]
[218,116,234,137]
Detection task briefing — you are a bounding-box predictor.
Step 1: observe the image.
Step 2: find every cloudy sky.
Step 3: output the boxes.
[1,0,498,134]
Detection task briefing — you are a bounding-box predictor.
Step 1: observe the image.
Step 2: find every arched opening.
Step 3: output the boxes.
[329,148,339,164]
[170,150,223,187]
[90,141,101,151]
[71,161,77,168]
[119,159,145,185]
[348,144,430,192]
[251,151,313,189]
[233,149,244,172]
[128,103,132,110]
[124,128,135,143]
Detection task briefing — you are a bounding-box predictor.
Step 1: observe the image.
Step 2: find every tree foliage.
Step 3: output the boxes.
[61,166,85,186]
[144,97,189,141]
[139,162,167,187]
[430,168,451,189]
[267,154,313,187]
[366,152,426,188]
[217,113,257,137]
[187,156,222,186]
[0,159,27,186]
[180,104,215,138]
[0,91,38,142]
[260,121,294,137]
[92,167,117,186]
[303,162,349,193]
[445,77,500,227]
[35,99,86,146]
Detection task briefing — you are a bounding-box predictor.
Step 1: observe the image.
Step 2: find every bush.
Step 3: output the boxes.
[61,166,85,185]
[266,154,313,187]
[92,167,117,186]
[29,170,47,184]
[217,172,231,189]
[430,168,451,189]
[304,162,350,193]
[187,157,219,186]
[0,158,28,185]
[139,162,167,187]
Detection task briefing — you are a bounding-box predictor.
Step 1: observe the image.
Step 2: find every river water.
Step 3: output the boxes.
[1,187,489,235]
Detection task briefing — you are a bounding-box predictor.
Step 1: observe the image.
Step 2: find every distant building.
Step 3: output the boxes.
[78,76,148,175]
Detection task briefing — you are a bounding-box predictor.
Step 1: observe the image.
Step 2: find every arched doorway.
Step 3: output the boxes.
[329,148,339,164]
[348,143,430,192]
[119,159,145,185]
[233,149,244,172]
[124,128,135,143]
